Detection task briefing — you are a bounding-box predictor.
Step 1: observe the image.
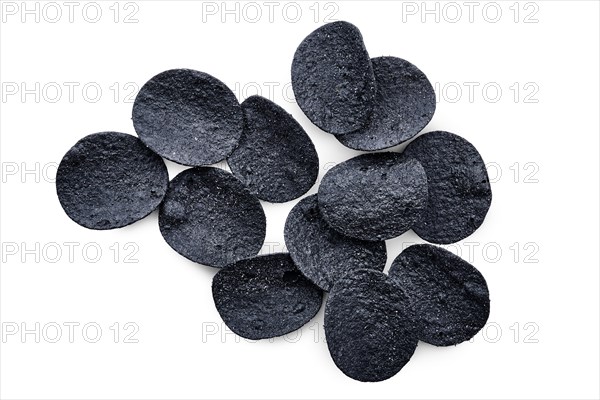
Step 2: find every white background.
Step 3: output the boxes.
[1,1,599,399]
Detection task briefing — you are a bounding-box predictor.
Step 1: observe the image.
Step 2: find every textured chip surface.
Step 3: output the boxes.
[132,68,243,166]
[212,253,323,340]
[159,167,266,267]
[56,132,168,230]
[336,57,436,150]
[284,195,387,291]
[325,269,419,382]
[227,96,319,202]
[389,244,490,346]
[291,21,376,134]
[318,152,428,241]
[402,131,492,244]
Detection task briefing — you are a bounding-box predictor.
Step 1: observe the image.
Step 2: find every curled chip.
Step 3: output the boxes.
[56,132,168,230]
[284,195,387,291]
[318,152,428,241]
[402,131,492,244]
[212,253,323,340]
[132,69,243,166]
[227,95,319,203]
[336,57,436,151]
[159,167,266,268]
[389,244,490,346]
[324,269,419,382]
[291,21,376,135]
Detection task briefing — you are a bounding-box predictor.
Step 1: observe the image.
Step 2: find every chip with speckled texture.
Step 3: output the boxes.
[284,194,387,291]
[159,167,266,268]
[389,244,490,346]
[318,152,428,241]
[227,96,319,203]
[325,268,420,382]
[335,57,436,151]
[402,131,492,244]
[291,21,376,135]
[56,132,168,230]
[212,253,323,340]
[132,69,243,166]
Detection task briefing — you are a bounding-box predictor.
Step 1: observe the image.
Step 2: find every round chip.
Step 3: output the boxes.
[212,253,323,340]
[132,68,243,166]
[56,132,168,230]
[336,57,436,151]
[159,167,266,268]
[324,269,419,382]
[227,96,319,203]
[291,21,376,135]
[284,195,387,291]
[402,131,492,244]
[318,152,428,241]
[389,244,490,346]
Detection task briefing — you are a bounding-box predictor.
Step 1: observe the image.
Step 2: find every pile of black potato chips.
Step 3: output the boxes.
[56,22,492,382]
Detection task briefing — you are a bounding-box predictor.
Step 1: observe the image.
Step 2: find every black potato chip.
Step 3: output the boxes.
[132,68,243,166]
[318,152,428,241]
[228,96,319,202]
[389,244,490,346]
[291,21,376,135]
[336,57,436,150]
[159,167,266,267]
[212,253,323,340]
[402,131,492,244]
[284,194,387,291]
[56,131,168,230]
[325,269,419,382]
